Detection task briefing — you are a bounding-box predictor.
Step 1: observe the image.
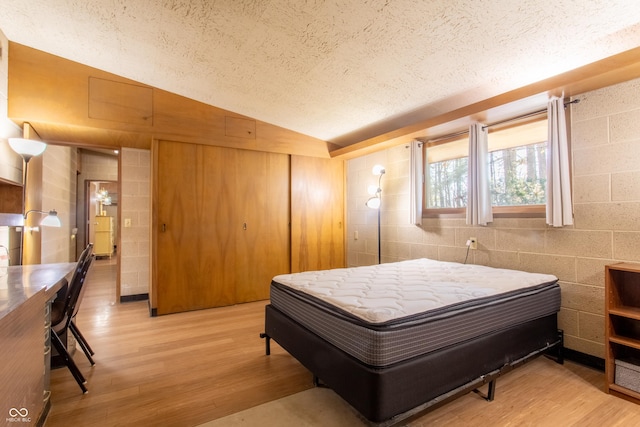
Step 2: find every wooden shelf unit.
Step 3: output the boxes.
[605,262,640,404]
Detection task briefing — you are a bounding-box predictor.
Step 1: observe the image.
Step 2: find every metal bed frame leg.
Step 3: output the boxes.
[473,379,496,402]
[259,333,271,355]
[544,329,564,365]
[486,380,496,401]
[312,375,328,388]
[556,329,565,364]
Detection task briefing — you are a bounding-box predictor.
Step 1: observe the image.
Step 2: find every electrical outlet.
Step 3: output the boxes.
[469,237,477,250]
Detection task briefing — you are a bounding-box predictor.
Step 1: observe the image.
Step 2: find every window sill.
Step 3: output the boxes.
[423,205,545,219]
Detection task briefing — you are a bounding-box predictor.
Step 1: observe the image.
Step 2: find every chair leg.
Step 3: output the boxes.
[70,321,95,365]
[51,329,88,394]
[70,321,95,355]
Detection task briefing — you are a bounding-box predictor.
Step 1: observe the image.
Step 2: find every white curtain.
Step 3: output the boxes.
[409,140,423,226]
[546,96,573,227]
[466,123,493,225]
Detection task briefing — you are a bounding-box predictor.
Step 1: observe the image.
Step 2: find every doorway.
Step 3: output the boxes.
[86,180,118,258]
[75,148,120,303]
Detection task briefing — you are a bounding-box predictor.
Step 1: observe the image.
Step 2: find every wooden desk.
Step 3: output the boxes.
[0,262,75,426]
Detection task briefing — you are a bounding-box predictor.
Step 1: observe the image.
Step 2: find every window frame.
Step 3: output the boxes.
[422,115,552,219]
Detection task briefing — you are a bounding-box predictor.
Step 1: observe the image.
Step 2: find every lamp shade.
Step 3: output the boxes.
[8,138,47,162]
[372,165,386,176]
[39,210,62,228]
[366,196,381,209]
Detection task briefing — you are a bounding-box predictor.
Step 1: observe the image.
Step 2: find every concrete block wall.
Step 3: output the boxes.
[120,148,150,297]
[41,144,77,263]
[346,77,640,358]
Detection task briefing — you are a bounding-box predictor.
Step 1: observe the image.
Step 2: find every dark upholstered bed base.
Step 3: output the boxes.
[264,304,561,423]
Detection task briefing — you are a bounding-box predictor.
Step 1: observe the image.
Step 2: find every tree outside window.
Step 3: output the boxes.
[425,118,548,214]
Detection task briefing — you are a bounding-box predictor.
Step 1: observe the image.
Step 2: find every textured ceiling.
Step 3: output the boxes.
[1,0,640,146]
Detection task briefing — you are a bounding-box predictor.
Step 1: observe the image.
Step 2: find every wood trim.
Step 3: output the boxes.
[330,47,640,159]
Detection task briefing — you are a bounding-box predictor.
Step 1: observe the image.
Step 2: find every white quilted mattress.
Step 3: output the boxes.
[272,258,558,325]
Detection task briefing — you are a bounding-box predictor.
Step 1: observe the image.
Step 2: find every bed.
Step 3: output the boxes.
[261,258,563,424]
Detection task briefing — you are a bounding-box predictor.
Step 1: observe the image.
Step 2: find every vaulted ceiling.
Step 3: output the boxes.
[1,1,640,149]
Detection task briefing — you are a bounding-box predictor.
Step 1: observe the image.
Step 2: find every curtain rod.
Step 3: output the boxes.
[424,98,580,144]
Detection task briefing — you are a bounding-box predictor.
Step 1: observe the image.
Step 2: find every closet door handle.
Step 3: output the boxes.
[162,224,167,232]
[243,223,247,231]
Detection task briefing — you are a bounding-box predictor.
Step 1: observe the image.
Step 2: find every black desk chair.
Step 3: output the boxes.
[52,243,95,365]
[51,252,94,394]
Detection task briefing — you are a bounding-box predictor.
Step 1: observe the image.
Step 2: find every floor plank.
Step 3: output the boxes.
[47,259,311,427]
[46,259,640,426]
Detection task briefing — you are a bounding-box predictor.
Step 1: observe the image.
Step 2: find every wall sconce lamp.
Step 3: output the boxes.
[25,209,62,228]
[365,165,385,264]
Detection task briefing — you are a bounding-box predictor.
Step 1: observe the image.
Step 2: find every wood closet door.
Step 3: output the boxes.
[235,150,290,303]
[156,141,236,315]
[291,156,345,272]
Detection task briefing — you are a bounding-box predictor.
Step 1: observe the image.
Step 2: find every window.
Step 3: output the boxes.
[425,117,548,215]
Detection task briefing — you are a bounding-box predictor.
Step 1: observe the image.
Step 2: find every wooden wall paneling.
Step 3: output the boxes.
[0,183,22,213]
[290,156,345,273]
[88,77,153,125]
[23,155,42,265]
[225,116,256,139]
[9,43,92,128]
[9,42,332,158]
[23,124,46,265]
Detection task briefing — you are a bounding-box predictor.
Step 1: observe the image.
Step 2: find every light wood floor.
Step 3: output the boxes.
[46,259,640,426]
[46,259,312,426]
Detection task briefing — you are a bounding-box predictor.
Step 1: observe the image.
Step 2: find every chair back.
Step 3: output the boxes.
[51,243,93,327]
[68,243,93,288]
[53,253,94,334]
[69,254,94,321]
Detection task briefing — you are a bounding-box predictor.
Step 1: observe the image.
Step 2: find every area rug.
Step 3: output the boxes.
[197,387,366,427]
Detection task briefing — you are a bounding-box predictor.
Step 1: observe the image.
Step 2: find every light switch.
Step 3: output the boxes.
[124,218,132,227]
